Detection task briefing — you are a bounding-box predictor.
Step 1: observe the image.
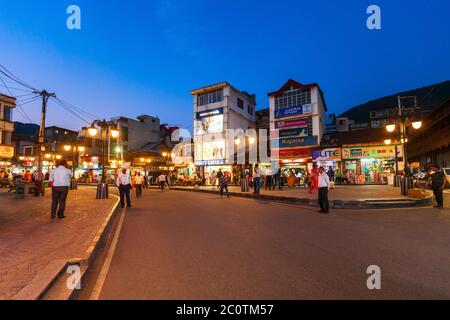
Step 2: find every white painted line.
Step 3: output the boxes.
[89,208,126,300]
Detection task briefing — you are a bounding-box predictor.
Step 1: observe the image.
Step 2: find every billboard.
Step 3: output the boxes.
[312,148,341,161]
[276,136,318,148]
[0,145,14,159]
[279,127,308,138]
[341,146,400,159]
[196,108,224,135]
[275,118,309,129]
[274,104,312,119]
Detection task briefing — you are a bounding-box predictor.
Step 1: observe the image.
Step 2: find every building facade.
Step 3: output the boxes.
[268,79,327,172]
[0,94,16,164]
[190,82,256,179]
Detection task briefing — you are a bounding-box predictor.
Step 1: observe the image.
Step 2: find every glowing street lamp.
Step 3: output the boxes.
[386,124,396,133]
[64,145,71,151]
[412,121,422,130]
[384,139,392,145]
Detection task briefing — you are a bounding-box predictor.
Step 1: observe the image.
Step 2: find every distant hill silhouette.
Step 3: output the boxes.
[339,80,450,124]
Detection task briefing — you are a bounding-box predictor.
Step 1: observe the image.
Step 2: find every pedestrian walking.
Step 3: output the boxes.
[158,172,167,191]
[318,166,331,214]
[253,164,261,194]
[49,160,72,219]
[219,172,231,198]
[134,171,143,198]
[117,168,132,208]
[426,165,446,209]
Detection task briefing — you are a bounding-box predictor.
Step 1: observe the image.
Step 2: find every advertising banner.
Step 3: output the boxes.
[275,118,309,129]
[312,148,341,161]
[196,107,224,135]
[342,146,399,159]
[278,148,310,159]
[279,127,308,138]
[0,145,14,158]
[276,136,318,148]
[275,104,312,119]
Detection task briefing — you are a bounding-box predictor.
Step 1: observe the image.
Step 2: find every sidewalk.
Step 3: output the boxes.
[0,187,118,300]
[161,184,433,209]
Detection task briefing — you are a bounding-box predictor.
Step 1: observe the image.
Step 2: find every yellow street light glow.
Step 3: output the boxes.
[386,124,396,133]
[45,154,51,159]
[19,156,25,160]
[162,152,168,157]
[111,128,120,138]
[88,126,98,136]
[140,158,145,162]
[412,121,422,130]
[249,137,256,145]
[29,157,35,161]
[56,155,62,160]
[78,146,86,152]
[384,139,392,145]
[401,138,408,144]
[146,159,152,163]
[64,145,71,151]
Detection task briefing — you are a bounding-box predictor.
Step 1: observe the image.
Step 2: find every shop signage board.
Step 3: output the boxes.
[196,108,224,135]
[275,104,312,119]
[277,136,318,148]
[0,145,14,158]
[195,159,225,166]
[275,118,309,129]
[342,146,399,159]
[279,127,308,138]
[312,148,341,161]
[196,107,224,119]
[277,148,310,159]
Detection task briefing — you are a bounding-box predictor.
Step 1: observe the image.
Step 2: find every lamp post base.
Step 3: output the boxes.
[70,178,78,190]
[96,182,109,199]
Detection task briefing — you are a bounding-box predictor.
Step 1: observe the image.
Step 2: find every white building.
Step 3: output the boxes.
[190,82,256,178]
[268,79,327,171]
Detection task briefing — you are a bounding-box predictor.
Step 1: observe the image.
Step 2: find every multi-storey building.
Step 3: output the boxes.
[268,79,327,172]
[0,94,16,164]
[190,82,256,179]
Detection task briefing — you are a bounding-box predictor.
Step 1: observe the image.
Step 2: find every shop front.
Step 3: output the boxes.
[312,147,341,171]
[341,145,402,184]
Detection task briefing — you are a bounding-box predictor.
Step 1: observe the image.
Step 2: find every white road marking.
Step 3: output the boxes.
[89,208,126,300]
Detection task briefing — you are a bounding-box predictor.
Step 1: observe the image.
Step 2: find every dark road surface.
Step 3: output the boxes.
[92,189,450,300]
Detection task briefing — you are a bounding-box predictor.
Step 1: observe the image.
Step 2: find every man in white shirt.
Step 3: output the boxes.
[318,166,331,214]
[158,173,167,191]
[117,168,132,208]
[49,160,73,219]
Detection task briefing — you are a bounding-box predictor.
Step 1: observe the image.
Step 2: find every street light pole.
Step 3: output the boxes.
[36,90,55,176]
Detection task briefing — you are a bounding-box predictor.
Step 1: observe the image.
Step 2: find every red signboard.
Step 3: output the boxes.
[276,148,310,159]
[275,118,308,129]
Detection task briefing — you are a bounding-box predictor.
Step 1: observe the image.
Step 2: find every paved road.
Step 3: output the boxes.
[93,189,450,300]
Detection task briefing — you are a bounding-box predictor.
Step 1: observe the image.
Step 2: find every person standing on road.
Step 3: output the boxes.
[426,165,446,209]
[308,164,319,193]
[318,166,331,214]
[253,164,261,194]
[219,172,231,198]
[49,160,72,219]
[158,172,167,191]
[134,171,143,199]
[117,168,132,208]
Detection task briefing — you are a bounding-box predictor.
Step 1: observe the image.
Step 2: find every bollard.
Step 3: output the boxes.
[70,178,78,190]
[241,179,249,192]
[400,177,414,196]
[96,182,109,199]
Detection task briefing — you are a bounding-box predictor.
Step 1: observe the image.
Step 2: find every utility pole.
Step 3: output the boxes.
[36,90,56,175]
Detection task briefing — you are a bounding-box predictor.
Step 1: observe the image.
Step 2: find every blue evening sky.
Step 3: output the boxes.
[0,0,449,131]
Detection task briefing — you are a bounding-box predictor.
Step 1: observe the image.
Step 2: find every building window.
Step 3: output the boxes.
[197,89,224,106]
[3,107,12,121]
[247,105,253,115]
[237,98,244,109]
[274,88,311,110]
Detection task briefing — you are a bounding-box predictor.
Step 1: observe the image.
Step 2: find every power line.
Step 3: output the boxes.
[0,64,38,92]
[50,96,91,125]
[53,96,100,121]
[0,74,34,123]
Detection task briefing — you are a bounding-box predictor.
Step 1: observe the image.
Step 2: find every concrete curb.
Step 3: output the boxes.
[12,190,121,300]
[153,186,433,209]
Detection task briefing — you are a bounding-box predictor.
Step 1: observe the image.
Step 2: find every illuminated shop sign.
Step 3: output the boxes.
[312,148,341,161]
[195,159,225,166]
[275,118,309,129]
[279,127,308,138]
[276,136,318,148]
[196,108,224,135]
[342,146,399,159]
[275,104,312,119]
[0,145,14,159]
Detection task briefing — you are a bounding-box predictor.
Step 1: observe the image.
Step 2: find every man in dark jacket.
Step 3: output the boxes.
[219,172,231,198]
[427,165,446,208]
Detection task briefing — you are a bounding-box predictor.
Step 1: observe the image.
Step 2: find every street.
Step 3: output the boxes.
[84,189,450,300]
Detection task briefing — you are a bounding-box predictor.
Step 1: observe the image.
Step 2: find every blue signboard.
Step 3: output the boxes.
[277,136,318,148]
[275,104,312,119]
[279,127,308,138]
